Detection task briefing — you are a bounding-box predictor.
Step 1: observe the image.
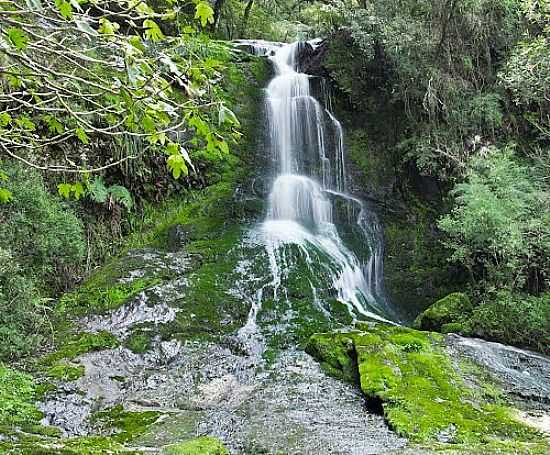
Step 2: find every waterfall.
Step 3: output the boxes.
[237,39,396,325]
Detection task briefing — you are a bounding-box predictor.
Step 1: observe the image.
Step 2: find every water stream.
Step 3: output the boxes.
[239,40,396,329]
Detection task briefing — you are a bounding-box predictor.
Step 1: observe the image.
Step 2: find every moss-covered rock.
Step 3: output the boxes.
[45,363,85,382]
[42,331,119,365]
[414,292,473,332]
[163,437,229,455]
[306,323,542,447]
[124,330,154,354]
[91,404,161,442]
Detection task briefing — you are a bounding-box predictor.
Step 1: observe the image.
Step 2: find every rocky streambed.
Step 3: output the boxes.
[30,241,550,455]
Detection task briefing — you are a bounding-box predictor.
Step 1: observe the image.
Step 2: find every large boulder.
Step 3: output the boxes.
[414,292,473,332]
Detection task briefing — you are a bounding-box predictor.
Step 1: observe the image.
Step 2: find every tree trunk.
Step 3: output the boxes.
[240,0,255,38]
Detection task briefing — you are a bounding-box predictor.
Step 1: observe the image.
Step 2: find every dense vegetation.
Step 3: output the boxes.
[0,0,249,360]
[0,0,548,453]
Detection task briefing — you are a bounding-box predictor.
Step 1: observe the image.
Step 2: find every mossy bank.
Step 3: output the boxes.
[306,323,549,454]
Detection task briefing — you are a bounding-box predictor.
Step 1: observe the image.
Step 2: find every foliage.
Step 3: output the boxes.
[0,162,86,360]
[0,0,240,191]
[0,248,46,361]
[466,291,550,354]
[438,147,549,292]
[499,11,550,143]
[0,365,42,426]
[0,162,85,290]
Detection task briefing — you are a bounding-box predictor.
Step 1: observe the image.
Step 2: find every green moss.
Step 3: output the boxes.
[414,293,473,332]
[43,331,119,365]
[163,437,229,455]
[124,330,153,354]
[91,404,161,442]
[45,364,85,381]
[0,365,42,426]
[1,434,140,454]
[34,381,57,400]
[305,333,358,383]
[58,277,161,317]
[441,322,466,334]
[306,324,542,445]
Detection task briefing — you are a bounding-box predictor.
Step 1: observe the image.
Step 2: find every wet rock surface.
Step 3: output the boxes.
[39,244,407,454]
[446,334,550,407]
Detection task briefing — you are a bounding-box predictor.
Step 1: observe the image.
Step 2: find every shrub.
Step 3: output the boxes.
[0,248,46,361]
[0,162,85,292]
[0,364,42,426]
[468,291,550,354]
[438,148,549,292]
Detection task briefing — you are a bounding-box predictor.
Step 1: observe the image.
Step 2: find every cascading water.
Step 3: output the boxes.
[237,39,396,339]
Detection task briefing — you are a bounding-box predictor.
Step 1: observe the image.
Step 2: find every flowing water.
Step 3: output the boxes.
[35,39,550,454]
[240,40,396,329]
[38,40,410,454]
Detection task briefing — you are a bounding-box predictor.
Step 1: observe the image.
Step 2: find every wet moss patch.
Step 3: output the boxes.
[124,330,154,354]
[0,434,140,455]
[45,364,85,382]
[0,365,42,427]
[57,277,162,318]
[306,323,542,446]
[414,292,473,332]
[163,436,229,455]
[43,331,119,365]
[91,404,161,442]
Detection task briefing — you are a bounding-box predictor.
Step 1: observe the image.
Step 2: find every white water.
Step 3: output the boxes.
[237,40,396,330]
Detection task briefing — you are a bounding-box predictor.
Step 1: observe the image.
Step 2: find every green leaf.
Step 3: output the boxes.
[15,115,36,131]
[128,35,146,52]
[165,142,180,155]
[0,113,12,127]
[143,19,165,42]
[140,114,156,133]
[108,185,133,210]
[195,1,215,27]
[167,154,188,179]
[6,28,29,50]
[43,115,64,135]
[98,17,119,35]
[75,127,89,144]
[72,182,85,200]
[58,183,72,199]
[217,140,229,155]
[87,177,108,203]
[148,132,167,145]
[55,0,73,19]
[0,188,13,204]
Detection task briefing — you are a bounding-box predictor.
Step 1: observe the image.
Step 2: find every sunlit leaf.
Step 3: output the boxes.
[0,113,11,127]
[57,183,72,199]
[6,28,29,50]
[143,19,165,42]
[55,0,73,19]
[0,188,13,204]
[167,153,188,179]
[98,17,120,36]
[195,1,215,27]
[75,127,89,144]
